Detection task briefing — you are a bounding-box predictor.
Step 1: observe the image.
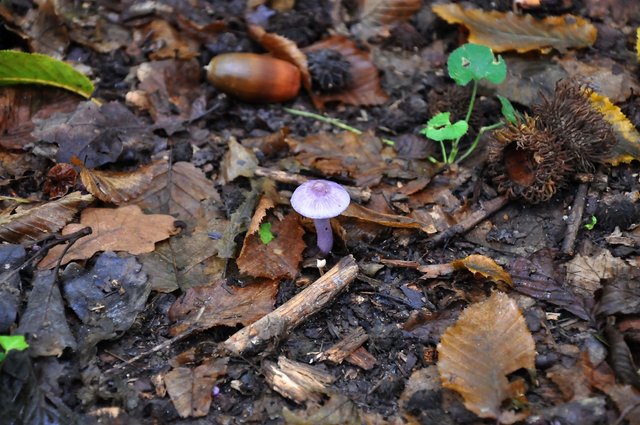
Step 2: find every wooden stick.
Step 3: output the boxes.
[561,183,589,256]
[427,195,509,247]
[222,255,359,356]
[254,166,371,202]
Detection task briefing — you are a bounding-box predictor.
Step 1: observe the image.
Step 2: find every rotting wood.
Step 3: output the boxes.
[222,255,359,356]
[316,326,368,364]
[263,356,335,404]
[347,346,377,370]
[254,166,371,202]
[561,182,589,256]
[427,195,509,247]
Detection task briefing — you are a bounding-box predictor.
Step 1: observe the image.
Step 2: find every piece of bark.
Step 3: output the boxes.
[316,326,368,364]
[347,346,377,370]
[222,255,358,356]
[263,356,335,404]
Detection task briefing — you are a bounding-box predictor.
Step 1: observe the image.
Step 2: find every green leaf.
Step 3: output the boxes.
[0,51,94,98]
[421,112,469,142]
[584,215,597,230]
[0,334,29,361]
[259,222,275,245]
[447,43,506,86]
[497,95,517,124]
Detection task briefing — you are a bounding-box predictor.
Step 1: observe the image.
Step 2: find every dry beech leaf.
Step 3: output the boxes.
[0,192,94,244]
[342,202,436,234]
[129,161,219,229]
[451,254,513,286]
[141,20,200,60]
[246,195,276,236]
[236,212,305,280]
[589,92,640,166]
[288,131,386,187]
[304,36,389,109]
[38,205,179,269]
[76,159,166,205]
[437,292,536,423]
[432,3,597,53]
[168,279,279,336]
[248,24,312,94]
[354,0,422,39]
[164,357,228,418]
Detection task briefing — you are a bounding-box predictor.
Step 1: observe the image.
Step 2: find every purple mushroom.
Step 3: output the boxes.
[290,179,351,255]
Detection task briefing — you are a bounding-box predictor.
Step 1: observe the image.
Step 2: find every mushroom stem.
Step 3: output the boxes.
[314,218,333,255]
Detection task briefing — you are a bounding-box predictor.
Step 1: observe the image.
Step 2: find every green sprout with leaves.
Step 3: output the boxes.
[584,215,597,230]
[0,334,29,362]
[421,43,517,165]
[259,222,275,244]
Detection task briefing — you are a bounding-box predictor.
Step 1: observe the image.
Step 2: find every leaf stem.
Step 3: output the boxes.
[447,80,479,163]
[456,122,504,164]
[283,107,395,146]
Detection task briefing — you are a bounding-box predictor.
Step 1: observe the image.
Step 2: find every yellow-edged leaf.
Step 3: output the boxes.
[432,3,597,53]
[437,292,536,423]
[589,92,640,166]
[0,51,94,98]
[451,254,513,286]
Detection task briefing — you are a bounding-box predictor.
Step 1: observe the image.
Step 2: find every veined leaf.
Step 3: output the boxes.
[0,51,94,98]
[432,3,597,53]
[589,91,640,165]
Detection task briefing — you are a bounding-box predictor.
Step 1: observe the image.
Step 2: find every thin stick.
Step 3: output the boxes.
[561,182,589,256]
[427,195,509,247]
[254,166,371,202]
[222,255,358,356]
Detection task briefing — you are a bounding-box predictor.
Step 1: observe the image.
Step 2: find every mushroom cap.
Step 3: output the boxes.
[290,180,351,220]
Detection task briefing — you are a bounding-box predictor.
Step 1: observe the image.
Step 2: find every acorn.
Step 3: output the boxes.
[205,53,301,103]
[487,115,574,204]
[532,79,616,172]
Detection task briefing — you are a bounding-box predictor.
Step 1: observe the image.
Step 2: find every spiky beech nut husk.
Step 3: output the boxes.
[533,79,616,172]
[487,116,574,204]
[307,49,353,92]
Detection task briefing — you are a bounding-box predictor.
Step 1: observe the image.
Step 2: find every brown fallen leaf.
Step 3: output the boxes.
[168,279,279,335]
[0,192,94,244]
[140,20,200,60]
[76,159,166,205]
[38,205,179,269]
[451,254,513,286]
[342,202,436,234]
[164,357,228,418]
[353,0,422,40]
[288,131,387,187]
[437,292,536,423]
[236,212,305,280]
[432,3,597,53]
[129,161,219,229]
[304,35,389,109]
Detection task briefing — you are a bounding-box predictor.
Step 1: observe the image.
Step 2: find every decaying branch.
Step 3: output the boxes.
[222,255,358,356]
[561,182,589,256]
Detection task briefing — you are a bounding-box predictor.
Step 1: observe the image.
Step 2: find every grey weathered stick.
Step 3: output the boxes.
[427,195,509,247]
[254,166,371,202]
[222,255,358,356]
[561,182,589,256]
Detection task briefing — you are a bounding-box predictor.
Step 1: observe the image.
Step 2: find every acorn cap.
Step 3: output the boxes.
[290,180,351,220]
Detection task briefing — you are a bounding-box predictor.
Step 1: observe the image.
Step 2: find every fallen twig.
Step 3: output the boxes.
[427,195,509,247]
[222,255,358,356]
[561,182,589,256]
[255,166,371,202]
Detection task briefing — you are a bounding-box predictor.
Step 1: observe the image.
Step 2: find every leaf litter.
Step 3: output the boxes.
[1,0,640,423]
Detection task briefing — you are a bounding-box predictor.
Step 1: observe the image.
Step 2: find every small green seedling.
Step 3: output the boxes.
[421,43,517,164]
[259,222,275,244]
[0,335,29,362]
[584,215,597,230]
